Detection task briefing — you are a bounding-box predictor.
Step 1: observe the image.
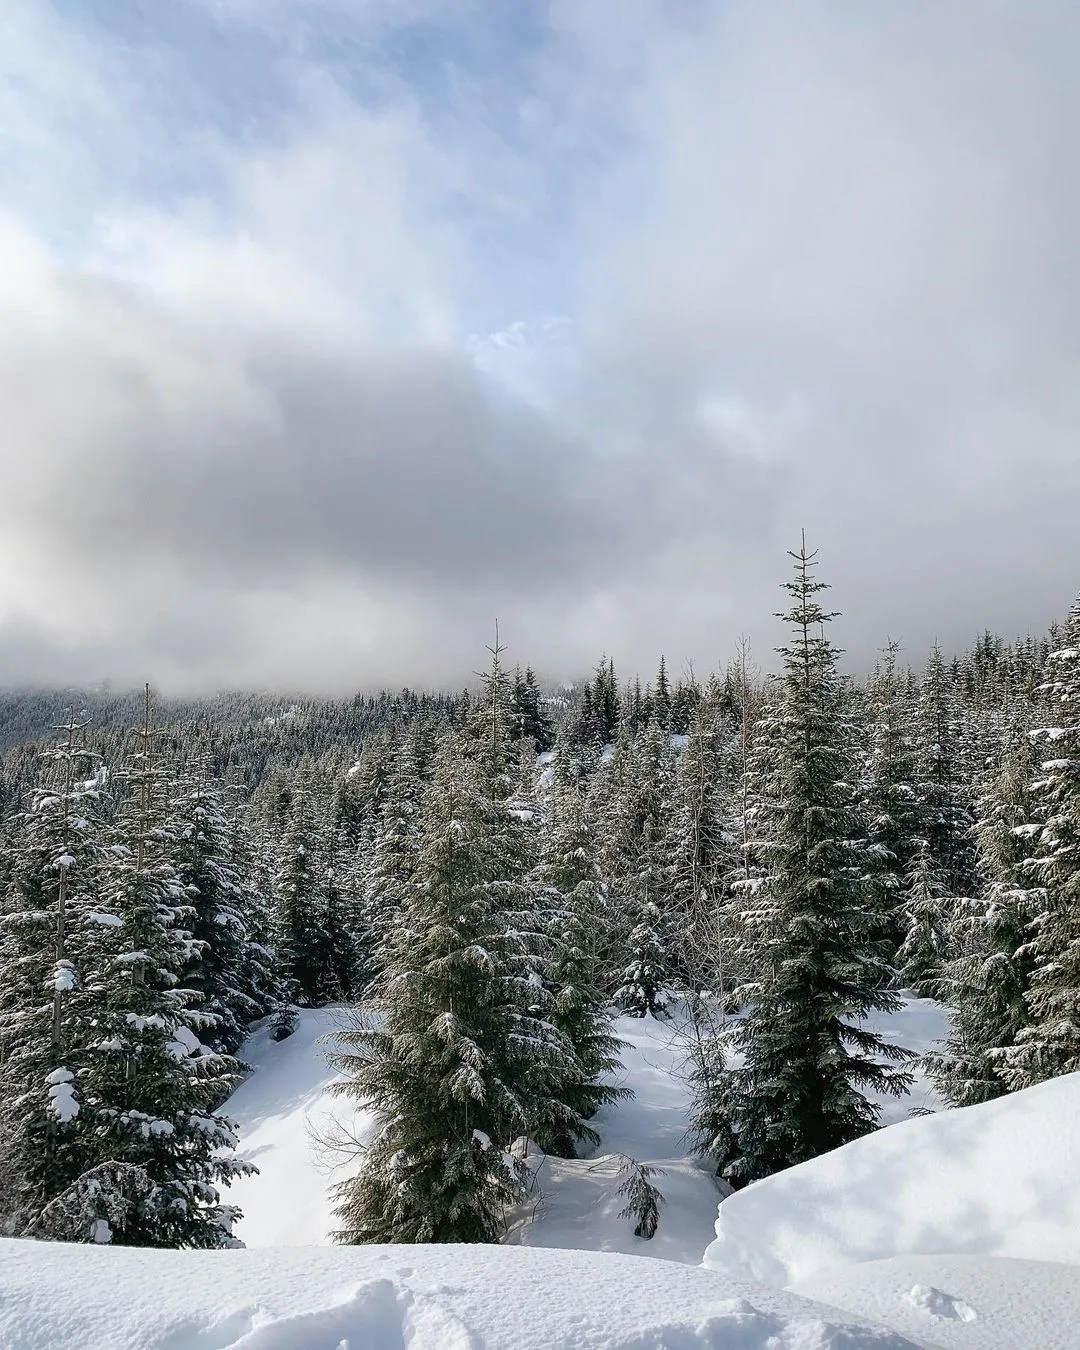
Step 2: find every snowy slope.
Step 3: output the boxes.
[223,1007,376,1247]
[0,1237,923,1350]
[703,1071,1080,1288]
[793,1255,1080,1350]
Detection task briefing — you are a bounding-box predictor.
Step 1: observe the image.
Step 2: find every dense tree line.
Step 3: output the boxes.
[1,548,1078,1247]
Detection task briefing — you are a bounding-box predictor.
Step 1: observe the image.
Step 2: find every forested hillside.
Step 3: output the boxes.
[1,544,1078,1250]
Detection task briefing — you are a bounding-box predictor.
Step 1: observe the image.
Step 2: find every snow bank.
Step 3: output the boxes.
[703,1071,1080,1288]
[0,1237,922,1349]
[793,1254,1080,1350]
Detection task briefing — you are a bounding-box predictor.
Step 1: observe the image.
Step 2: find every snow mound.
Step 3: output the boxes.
[792,1255,1080,1350]
[703,1071,1080,1288]
[0,1238,922,1350]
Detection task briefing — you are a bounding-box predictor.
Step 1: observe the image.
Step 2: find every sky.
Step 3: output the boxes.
[2,0,1079,693]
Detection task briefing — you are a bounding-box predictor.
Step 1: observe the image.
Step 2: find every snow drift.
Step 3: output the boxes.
[703,1070,1080,1287]
[0,1238,921,1350]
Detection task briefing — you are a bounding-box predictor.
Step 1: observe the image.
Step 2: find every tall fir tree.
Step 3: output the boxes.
[606,721,676,1015]
[273,793,337,1007]
[510,667,554,752]
[330,640,575,1242]
[170,765,267,1055]
[996,595,1080,1088]
[359,724,428,980]
[51,689,252,1247]
[859,643,921,962]
[0,715,108,1235]
[692,544,913,1189]
[917,647,977,893]
[652,656,672,730]
[665,698,734,991]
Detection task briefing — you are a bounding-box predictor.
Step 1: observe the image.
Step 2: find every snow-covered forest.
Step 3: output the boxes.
[2,544,1080,1348]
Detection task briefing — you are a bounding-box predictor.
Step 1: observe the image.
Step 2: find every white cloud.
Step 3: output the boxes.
[1,1,1079,690]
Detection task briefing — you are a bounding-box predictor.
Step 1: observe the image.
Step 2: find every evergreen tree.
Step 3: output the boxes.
[572,657,621,749]
[170,766,262,1054]
[652,656,671,730]
[929,721,1042,1104]
[997,596,1080,1088]
[273,794,335,1007]
[510,667,554,752]
[58,690,252,1247]
[221,782,288,1038]
[670,677,701,735]
[0,715,108,1235]
[534,738,629,1153]
[611,723,677,1015]
[692,544,913,1189]
[896,838,953,997]
[360,725,427,978]
[320,840,364,1003]
[330,642,575,1243]
[614,888,671,1018]
[665,700,733,991]
[329,734,568,1242]
[916,646,977,900]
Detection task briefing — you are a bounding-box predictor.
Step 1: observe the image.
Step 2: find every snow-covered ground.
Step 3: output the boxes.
[0,1237,921,1350]
[704,1067,1080,1350]
[224,997,949,1259]
[6,994,1080,1348]
[703,1069,1080,1288]
[793,1255,1080,1350]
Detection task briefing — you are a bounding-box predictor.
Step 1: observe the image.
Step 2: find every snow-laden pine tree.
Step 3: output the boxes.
[170,765,269,1055]
[892,648,977,993]
[896,838,953,997]
[533,737,629,1155]
[220,781,289,1038]
[652,656,672,730]
[360,723,427,964]
[614,883,671,1019]
[917,649,975,883]
[587,722,634,955]
[53,691,252,1247]
[995,596,1080,1088]
[510,666,554,752]
[607,721,677,1015]
[929,720,1043,1104]
[693,544,913,1188]
[464,636,582,1161]
[0,716,109,1236]
[329,641,576,1243]
[319,826,365,1003]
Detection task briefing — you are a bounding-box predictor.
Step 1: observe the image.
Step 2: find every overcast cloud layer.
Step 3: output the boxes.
[1,0,1079,691]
